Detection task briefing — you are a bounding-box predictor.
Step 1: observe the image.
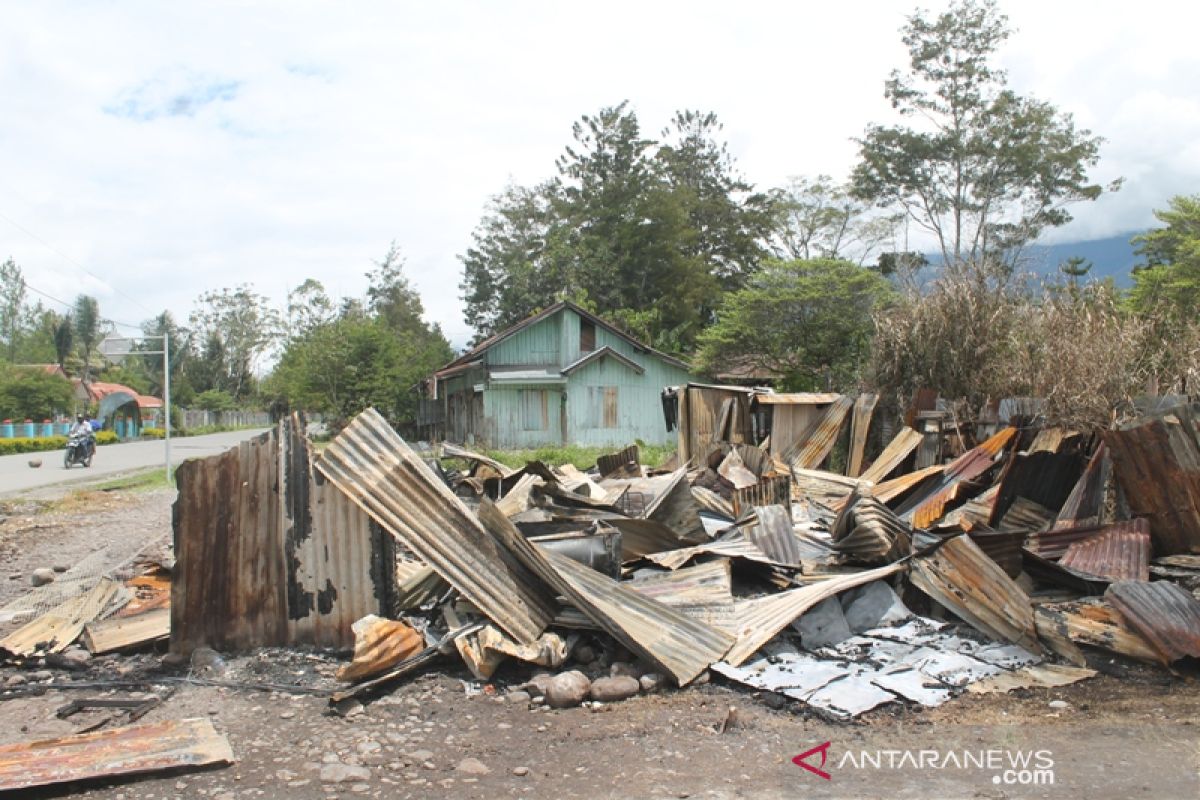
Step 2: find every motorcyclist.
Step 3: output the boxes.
[70,414,96,459]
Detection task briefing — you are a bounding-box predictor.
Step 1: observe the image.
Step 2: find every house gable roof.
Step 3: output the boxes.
[561,346,645,376]
[440,301,689,373]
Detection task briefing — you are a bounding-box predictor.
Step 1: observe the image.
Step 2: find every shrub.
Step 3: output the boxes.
[0,430,119,455]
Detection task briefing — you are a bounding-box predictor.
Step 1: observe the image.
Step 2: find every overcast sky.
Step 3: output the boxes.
[3,1,1197,347]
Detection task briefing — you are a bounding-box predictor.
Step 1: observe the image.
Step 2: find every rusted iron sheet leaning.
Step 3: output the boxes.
[859,426,922,484]
[596,444,641,479]
[336,614,425,683]
[0,717,233,792]
[643,467,708,543]
[731,474,791,521]
[908,532,1041,654]
[846,393,879,478]
[1103,409,1200,555]
[831,489,911,565]
[780,394,854,471]
[1,577,124,659]
[743,505,801,566]
[1050,442,1110,530]
[315,408,557,645]
[899,427,1017,529]
[720,562,907,666]
[1059,519,1151,582]
[1105,580,1200,665]
[477,500,733,685]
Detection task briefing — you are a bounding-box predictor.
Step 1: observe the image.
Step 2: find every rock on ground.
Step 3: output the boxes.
[319,763,371,783]
[590,675,640,702]
[545,670,591,708]
[456,757,490,775]
[30,568,55,587]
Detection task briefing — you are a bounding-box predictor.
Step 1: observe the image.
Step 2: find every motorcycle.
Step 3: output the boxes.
[63,432,94,469]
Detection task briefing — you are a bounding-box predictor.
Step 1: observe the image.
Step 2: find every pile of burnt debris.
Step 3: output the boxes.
[2,391,1200,790]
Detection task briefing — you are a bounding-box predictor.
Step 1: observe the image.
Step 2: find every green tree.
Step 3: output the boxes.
[1058,256,1094,289]
[0,365,75,420]
[1130,194,1200,321]
[285,278,335,342]
[769,176,900,265]
[188,285,281,400]
[0,259,27,363]
[852,0,1114,278]
[139,311,193,405]
[73,295,102,381]
[696,259,895,391]
[53,313,74,372]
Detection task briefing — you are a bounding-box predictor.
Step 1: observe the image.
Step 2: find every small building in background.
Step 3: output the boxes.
[424,302,691,448]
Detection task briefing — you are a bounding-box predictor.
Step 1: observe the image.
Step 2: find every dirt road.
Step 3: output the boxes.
[0,485,1197,800]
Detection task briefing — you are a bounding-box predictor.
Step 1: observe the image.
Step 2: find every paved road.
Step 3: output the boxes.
[0,428,271,497]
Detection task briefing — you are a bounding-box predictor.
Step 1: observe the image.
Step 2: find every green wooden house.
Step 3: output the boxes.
[427,302,691,448]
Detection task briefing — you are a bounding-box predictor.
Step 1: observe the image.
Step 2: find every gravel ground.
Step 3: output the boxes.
[0,484,1197,800]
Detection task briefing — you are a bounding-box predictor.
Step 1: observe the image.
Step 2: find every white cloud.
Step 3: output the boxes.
[1,0,1197,347]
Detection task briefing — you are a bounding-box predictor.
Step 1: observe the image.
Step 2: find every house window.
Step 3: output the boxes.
[580,319,596,353]
[519,389,548,431]
[586,386,619,429]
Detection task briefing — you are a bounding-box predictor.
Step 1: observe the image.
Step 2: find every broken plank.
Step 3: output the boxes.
[83,607,170,655]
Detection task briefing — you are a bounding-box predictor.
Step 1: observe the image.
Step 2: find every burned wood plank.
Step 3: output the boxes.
[1,578,124,659]
[84,607,170,654]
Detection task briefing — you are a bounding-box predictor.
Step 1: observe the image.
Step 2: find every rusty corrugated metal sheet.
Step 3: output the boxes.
[965,530,1026,578]
[1033,598,1160,663]
[846,393,879,478]
[859,426,922,484]
[909,532,1040,653]
[643,467,706,542]
[597,444,640,478]
[643,537,776,570]
[721,562,907,666]
[831,491,911,565]
[691,486,735,520]
[753,392,843,405]
[1027,519,1147,561]
[743,505,800,566]
[731,475,791,520]
[987,447,1086,528]
[780,395,853,471]
[1106,579,1200,664]
[1,578,123,658]
[1051,442,1110,530]
[477,500,732,684]
[867,463,944,506]
[316,408,556,645]
[792,468,868,508]
[900,427,1018,528]
[626,560,733,607]
[678,384,754,466]
[1059,519,1151,582]
[1103,408,1200,554]
[0,717,233,791]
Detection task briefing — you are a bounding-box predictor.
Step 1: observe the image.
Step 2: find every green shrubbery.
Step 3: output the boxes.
[0,430,117,456]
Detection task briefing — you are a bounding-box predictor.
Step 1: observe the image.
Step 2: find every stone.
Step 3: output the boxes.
[1048,700,1069,709]
[609,661,640,679]
[840,581,911,633]
[60,648,91,668]
[506,690,531,704]
[521,672,554,696]
[638,673,663,693]
[160,652,189,670]
[5,674,27,687]
[761,692,788,710]
[406,749,434,763]
[27,459,41,469]
[319,763,371,784]
[30,568,55,587]
[455,757,490,776]
[28,670,53,682]
[793,596,853,649]
[190,647,226,676]
[545,670,591,709]
[590,676,639,703]
[356,741,381,755]
[512,766,530,777]
[51,564,69,573]
[332,698,364,718]
[572,644,596,665]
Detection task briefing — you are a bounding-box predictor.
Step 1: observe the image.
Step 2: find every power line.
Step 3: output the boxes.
[0,206,157,317]
[21,279,144,331]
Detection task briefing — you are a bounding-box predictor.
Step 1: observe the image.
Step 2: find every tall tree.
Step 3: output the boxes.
[188,285,280,400]
[53,313,74,372]
[73,295,102,381]
[769,176,900,265]
[1130,194,1200,321]
[851,0,1114,278]
[285,278,335,342]
[0,259,25,363]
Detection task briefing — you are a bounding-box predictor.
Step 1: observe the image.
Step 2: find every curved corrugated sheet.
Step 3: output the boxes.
[1059,520,1151,582]
[315,408,556,644]
[1106,580,1200,664]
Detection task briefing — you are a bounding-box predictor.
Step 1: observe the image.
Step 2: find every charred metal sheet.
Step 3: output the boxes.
[1106,580,1200,665]
[393,565,447,612]
[1059,520,1151,582]
[909,532,1040,653]
[965,530,1025,578]
[532,529,622,578]
[316,408,557,644]
[743,505,801,566]
[717,449,758,489]
[1034,598,1160,663]
[791,468,867,508]
[1027,519,1149,562]
[477,500,733,685]
[987,447,1086,528]
[846,393,879,478]
[643,467,707,542]
[731,475,791,520]
[859,426,922,484]
[83,607,170,655]
[677,383,754,466]
[1103,409,1200,554]
[627,560,733,607]
[1051,442,1111,530]
[1,578,124,659]
[597,444,640,479]
[721,562,906,666]
[336,614,424,683]
[692,486,735,520]
[780,395,853,471]
[604,517,691,560]
[643,536,778,571]
[440,442,516,478]
[1020,549,1109,595]
[830,488,911,565]
[997,497,1055,532]
[898,428,1017,528]
[0,717,233,792]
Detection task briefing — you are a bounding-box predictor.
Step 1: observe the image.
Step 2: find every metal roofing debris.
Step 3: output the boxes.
[336,615,425,683]
[988,447,1086,529]
[1,577,124,659]
[846,393,879,478]
[1059,519,1151,582]
[83,607,170,655]
[440,442,516,478]
[718,449,758,489]
[909,533,1040,654]
[0,717,233,792]
[477,500,733,685]
[791,468,868,508]
[643,536,777,571]
[721,562,907,666]
[1051,442,1111,530]
[642,467,707,543]
[1033,598,1160,664]
[597,444,641,479]
[752,392,843,405]
[859,426,922,484]
[626,560,733,607]
[831,489,911,565]
[691,485,735,519]
[900,427,1017,528]
[743,505,801,566]
[1106,580,1200,665]
[780,395,854,471]
[730,474,791,521]
[316,408,557,644]
[1103,408,1200,555]
[965,663,1096,694]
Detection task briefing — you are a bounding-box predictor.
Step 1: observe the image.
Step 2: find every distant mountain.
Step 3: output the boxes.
[1017,233,1141,287]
